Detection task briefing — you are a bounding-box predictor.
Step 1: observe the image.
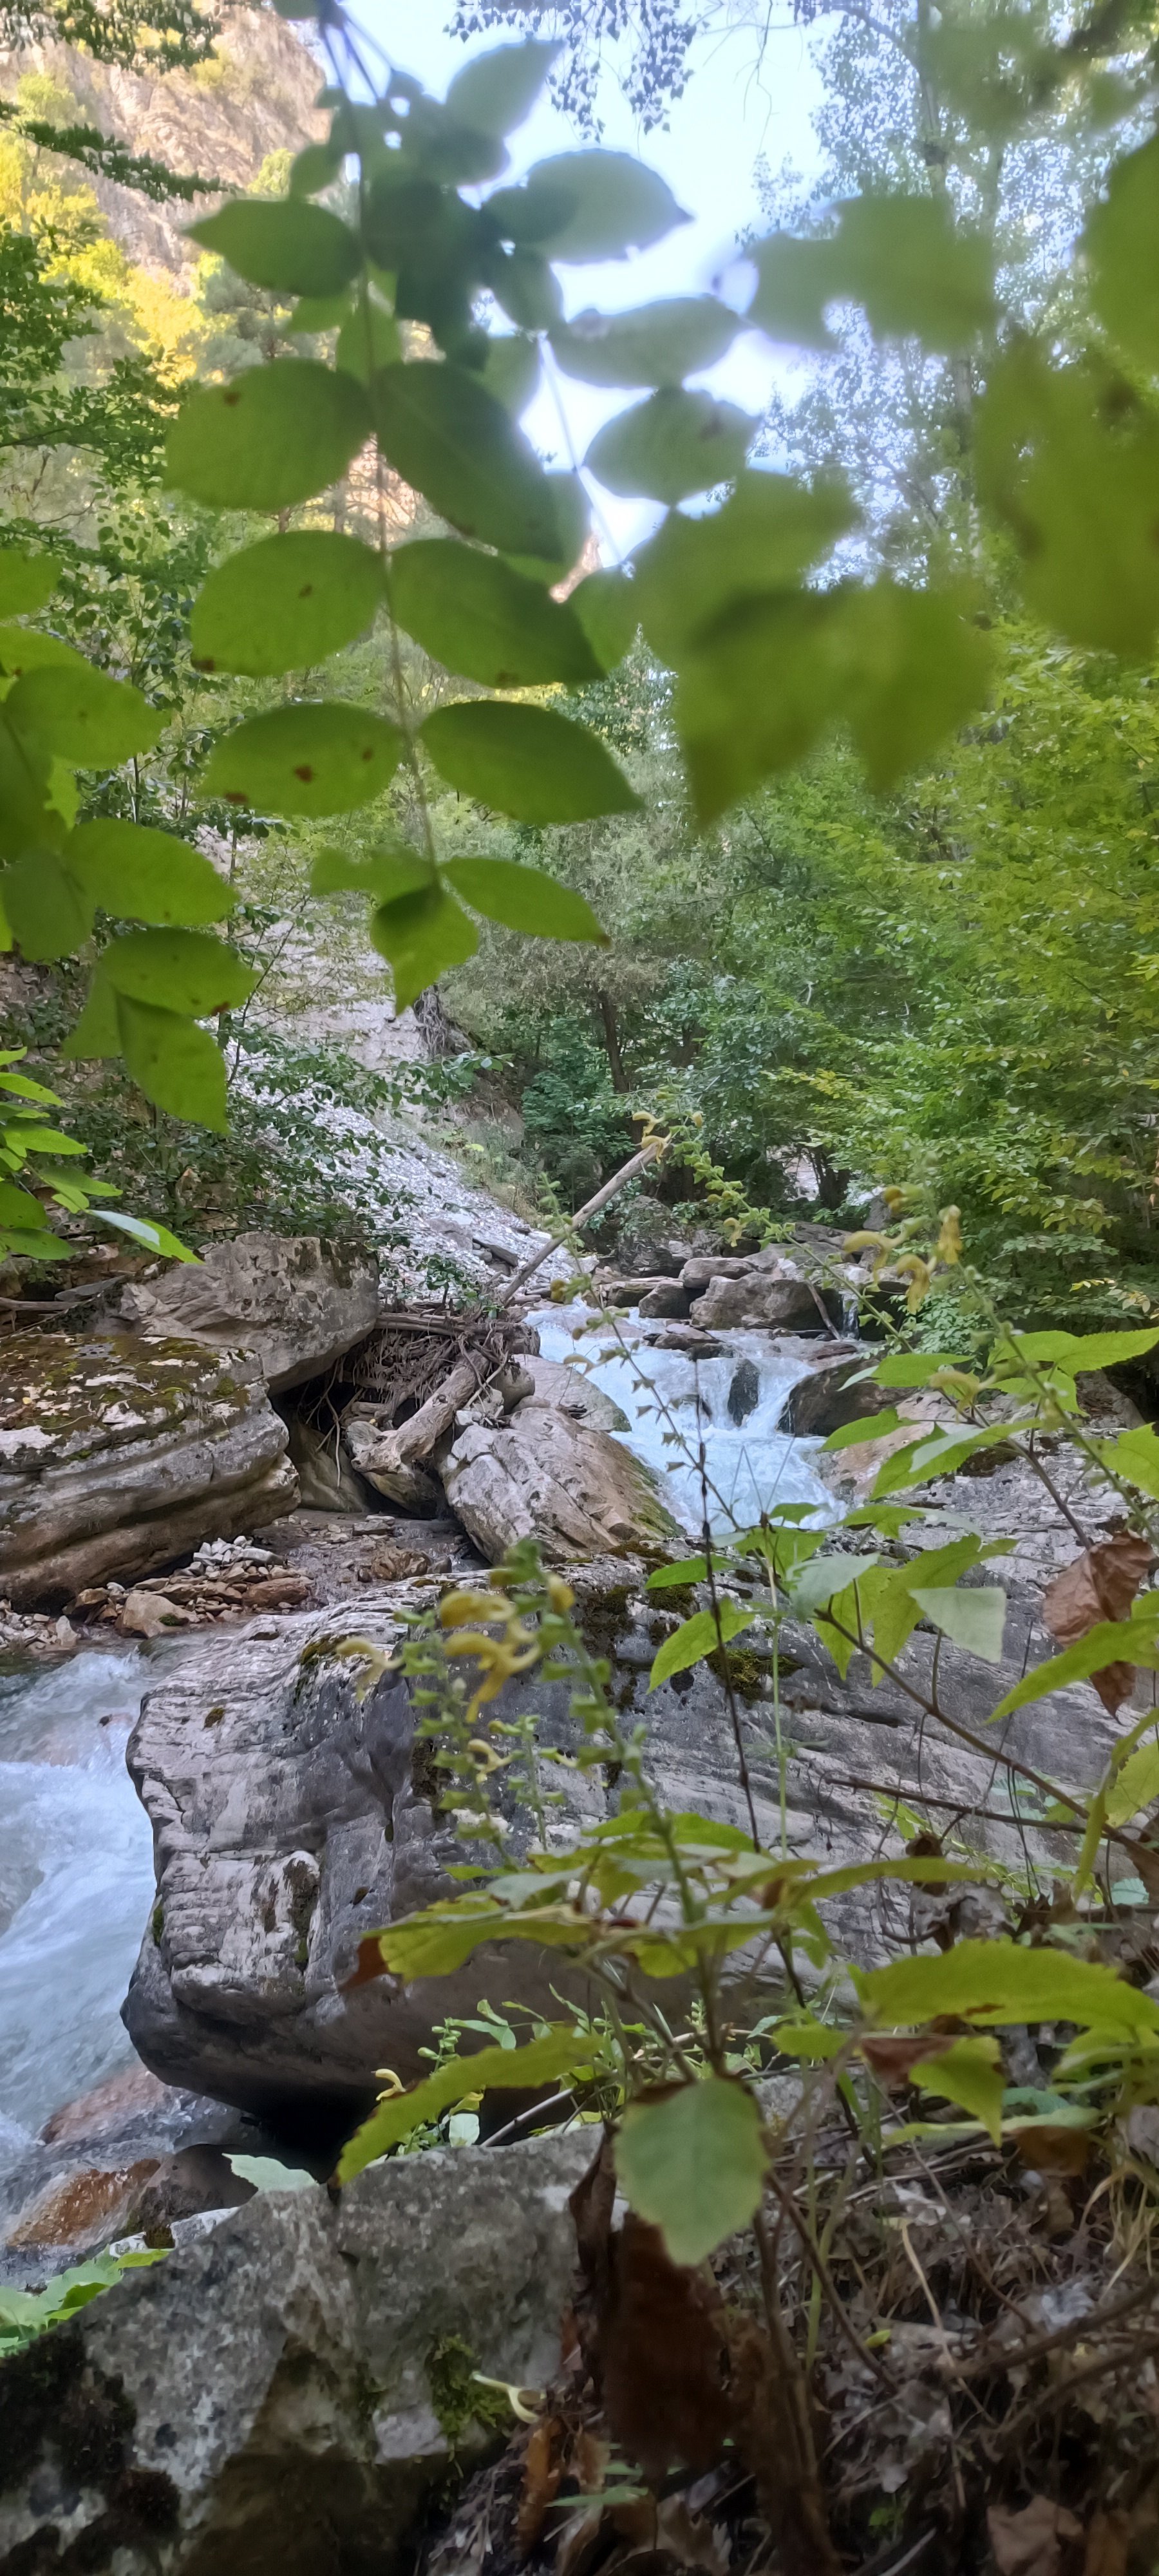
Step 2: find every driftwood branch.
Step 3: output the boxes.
[498,1139,662,1310]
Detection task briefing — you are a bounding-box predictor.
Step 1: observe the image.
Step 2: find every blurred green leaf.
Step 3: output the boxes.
[444,857,606,942]
[191,532,383,677]
[165,362,370,513]
[422,701,641,824]
[189,198,359,296]
[6,663,162,766]
[370,881,478,1011]
[103,928,256,1016]
[115,997,228,1129]
[68,820,232,926]
[374,361,561,561]
[0,549,59,617]
[446,38,561,138]
[488,150,688,263]
[586,388,755,506]
[551,296,739,389]
[388,539,600,688]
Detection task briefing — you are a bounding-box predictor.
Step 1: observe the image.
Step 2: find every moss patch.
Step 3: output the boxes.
[426,2334,511,2454]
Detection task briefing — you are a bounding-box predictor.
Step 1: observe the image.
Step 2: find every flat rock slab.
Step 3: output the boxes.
[0,1333,297,1607]
[0,2130,592,2576]
[120,1233,380,1394]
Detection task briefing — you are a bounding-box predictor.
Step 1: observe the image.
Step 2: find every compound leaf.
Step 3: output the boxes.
[204,703,404,817]
[632,469,855,662]
[191,532,384,677]
[422,701,640,824]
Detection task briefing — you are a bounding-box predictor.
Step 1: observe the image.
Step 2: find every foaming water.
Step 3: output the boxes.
[527,1303,837,1538]
[0,1649,153,2146]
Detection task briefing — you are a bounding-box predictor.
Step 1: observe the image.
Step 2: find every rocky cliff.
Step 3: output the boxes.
[1,7,325,274]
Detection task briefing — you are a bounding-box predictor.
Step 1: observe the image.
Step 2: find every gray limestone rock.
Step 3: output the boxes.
[440,1403,678,1566]
[637,1281,692,1320]
[693,1266,841,1332]
[0,2130,592,2576]
[782,1354,896,1439]
[120,1234,380,1394]
[0,1333,297,1607]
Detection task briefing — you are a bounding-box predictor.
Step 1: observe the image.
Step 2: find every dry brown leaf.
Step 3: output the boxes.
[518,2417,565,2557]
[601,2213,730,2483]
[1043,1534,1156,1642]
[859,2032,960,2086]
[1042,1536,1155,1712]
[988,2496,1084,2576]
[1083,2510,1130,2576]
[610,2496,730,2575]
[554,2503,605,2576]
[1013,2126,1092,2175]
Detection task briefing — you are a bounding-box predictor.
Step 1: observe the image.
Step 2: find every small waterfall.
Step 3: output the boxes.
[0,1649,153,2153]
[527,1302,837,1538]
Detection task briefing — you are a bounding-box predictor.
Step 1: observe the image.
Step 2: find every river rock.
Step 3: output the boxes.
[637,1280,692,1320]
[120,1233,380,1392]
[0,2129,592,2576]
[440,1403,678,1565]
[117,1515,1123,2126]
[782,1354,896,1439]
[692,1265,842,1332]
[0,1333,297,1607]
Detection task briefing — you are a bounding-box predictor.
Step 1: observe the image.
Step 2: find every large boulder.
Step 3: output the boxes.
[0,2130,592,2576]
[692,1263,843,1332]
[0,1334,297,1606]
[440,1400,679,1564]
[120,1234,380,1392]
[118,1540,1120,2123]
[782,1353,894,1439]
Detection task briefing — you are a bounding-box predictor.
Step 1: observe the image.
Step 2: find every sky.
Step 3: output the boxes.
[350,3,826,553]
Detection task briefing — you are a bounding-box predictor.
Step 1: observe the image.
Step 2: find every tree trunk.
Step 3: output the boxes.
[597,989,628,1093]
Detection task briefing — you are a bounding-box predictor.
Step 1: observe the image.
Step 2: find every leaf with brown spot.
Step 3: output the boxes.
[987,2497,1084,2576]
[601,2212,730,2483]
